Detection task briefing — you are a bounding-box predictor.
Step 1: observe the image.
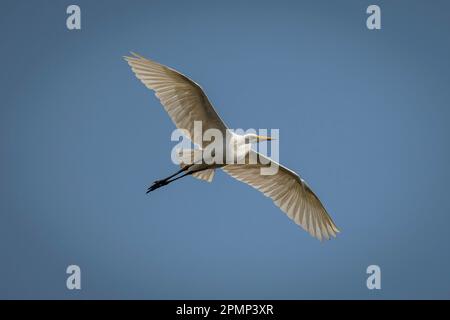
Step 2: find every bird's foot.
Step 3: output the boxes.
[147,180,169,194]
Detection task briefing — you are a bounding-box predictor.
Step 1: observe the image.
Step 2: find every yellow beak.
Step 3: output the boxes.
[257,135,275,141]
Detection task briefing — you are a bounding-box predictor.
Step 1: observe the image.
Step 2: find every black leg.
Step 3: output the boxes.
[147,165,192,194]
[147,171,194,194]
[150,164,192,187]
[153,166,186,185]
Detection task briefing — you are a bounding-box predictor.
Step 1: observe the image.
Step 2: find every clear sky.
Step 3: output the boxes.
[1,0,450,299]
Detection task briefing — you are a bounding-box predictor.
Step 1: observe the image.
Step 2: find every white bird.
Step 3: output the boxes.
[124,53,339,241]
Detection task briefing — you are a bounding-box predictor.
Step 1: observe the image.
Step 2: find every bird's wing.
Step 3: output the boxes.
[222,150,339,241]
[124,53,227,148]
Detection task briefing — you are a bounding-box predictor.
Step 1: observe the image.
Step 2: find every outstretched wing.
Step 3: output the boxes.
[124,53,228,147]
[222,151,339,241]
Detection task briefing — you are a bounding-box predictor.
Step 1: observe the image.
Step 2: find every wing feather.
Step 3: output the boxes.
[124,53,227,147]
[222,151,339,241]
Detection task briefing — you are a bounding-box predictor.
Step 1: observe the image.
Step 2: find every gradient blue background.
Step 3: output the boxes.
[1,0,449,299]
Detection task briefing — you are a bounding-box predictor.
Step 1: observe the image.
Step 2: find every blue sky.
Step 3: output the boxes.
[1,0,450,299]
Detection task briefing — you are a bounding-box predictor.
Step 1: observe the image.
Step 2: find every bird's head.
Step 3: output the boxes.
[244,133,274,144]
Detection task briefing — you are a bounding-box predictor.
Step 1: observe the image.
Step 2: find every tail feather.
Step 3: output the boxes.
[192,169,215,182]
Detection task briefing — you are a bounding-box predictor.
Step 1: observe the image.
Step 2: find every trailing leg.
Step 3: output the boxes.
[150,164,191,186]
[147,171,194,193]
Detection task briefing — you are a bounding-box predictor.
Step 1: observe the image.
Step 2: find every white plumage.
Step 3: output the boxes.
[125,53,339,241]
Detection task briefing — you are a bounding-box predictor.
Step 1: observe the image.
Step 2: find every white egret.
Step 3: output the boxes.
[124,53,339,241]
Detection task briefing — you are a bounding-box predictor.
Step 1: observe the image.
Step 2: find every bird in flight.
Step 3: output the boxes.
[124,53,339,241]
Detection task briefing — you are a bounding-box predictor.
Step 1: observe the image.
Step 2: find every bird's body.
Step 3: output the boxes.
[124,53,339,241]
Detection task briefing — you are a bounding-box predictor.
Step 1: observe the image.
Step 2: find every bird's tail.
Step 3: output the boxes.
[192,169,215,182]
